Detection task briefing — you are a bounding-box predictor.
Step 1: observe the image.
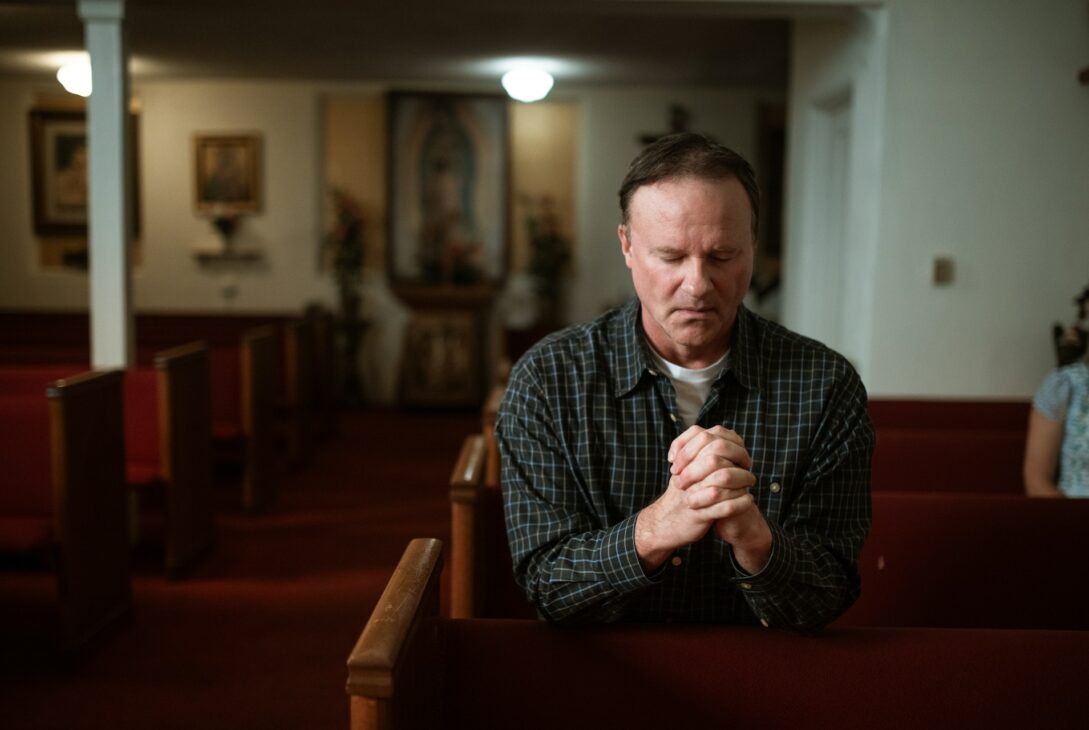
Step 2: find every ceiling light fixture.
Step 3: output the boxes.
[501,67,554,103]
[57,57,92,97]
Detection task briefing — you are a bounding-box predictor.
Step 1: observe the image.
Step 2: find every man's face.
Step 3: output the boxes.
[619,175,754,368]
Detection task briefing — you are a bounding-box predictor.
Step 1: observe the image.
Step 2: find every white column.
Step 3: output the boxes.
[79,0,132,368]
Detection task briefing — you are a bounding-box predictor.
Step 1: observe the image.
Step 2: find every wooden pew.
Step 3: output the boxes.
[838,491,1089,629]
[305,302,338,441]
[281,316,317,468]
[126,342,216,578]
[210,326,278,513]
[448,433,534,620]
[348,539,1089,730]
[0,370,131,654]
[868,399,1029,493]
[452,436,1089,630]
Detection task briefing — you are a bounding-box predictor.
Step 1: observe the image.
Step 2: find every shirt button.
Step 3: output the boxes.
[760,618,770,628]
[669,413,678,423]
[770,482,781,494]
[740,582,753,590]
[671,556,682,567]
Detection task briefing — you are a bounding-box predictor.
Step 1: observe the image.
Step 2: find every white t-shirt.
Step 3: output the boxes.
[646,346,728,427]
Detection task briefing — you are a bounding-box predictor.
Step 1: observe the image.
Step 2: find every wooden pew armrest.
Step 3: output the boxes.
[346,538,444,699]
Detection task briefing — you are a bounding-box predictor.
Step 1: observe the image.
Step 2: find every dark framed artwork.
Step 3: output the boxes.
[401,309,482,406]
[387,92,509,286]
[28,108,141,239]
[193,133,262,215]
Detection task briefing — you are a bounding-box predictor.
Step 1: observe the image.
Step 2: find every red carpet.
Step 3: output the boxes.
[0,407,478,729]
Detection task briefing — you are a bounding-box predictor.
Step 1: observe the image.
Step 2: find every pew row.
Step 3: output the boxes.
[448,434,534,619]
[281,316,317,468]
[348,539,1089,730]
[210,326,278,513]
[127,342,216,577]
[477,386,1030,495]
[450,445,1089,629]
[0,370,131,654]
[868,398,1029,493]
[838,491,1089,629]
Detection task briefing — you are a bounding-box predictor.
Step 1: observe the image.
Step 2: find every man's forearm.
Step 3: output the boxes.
[512,513,659,625]
[732,523,862,632]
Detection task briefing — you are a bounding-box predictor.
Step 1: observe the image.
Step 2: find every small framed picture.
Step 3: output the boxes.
[193,133,262,214]
[28,107,141,238]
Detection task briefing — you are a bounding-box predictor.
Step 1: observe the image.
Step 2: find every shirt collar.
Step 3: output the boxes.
[612,297,764,397]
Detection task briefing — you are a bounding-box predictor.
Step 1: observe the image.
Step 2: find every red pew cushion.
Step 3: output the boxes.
[124,369,161,483]
[0,396,53,516]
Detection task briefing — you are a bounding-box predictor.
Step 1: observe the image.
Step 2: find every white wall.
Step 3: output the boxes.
[783,11,886,378]
[869,0,1089,397]
[786,0,1089,398]
[9,0,1083,400]
[1,78,778,402]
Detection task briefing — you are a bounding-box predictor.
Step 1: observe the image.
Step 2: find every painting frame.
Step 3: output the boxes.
[28,107,141,239]
[386,91,510,287]
[400,309,483,406]
[193,133,262,215]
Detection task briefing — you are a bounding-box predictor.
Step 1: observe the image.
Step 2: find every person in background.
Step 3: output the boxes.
[1024,355,1089,497]
[496,132,873,632]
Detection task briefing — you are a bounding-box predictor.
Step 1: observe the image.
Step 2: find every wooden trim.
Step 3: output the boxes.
[450,436,486,619]
[46,369,132,650]
[482,383,505,488]
[346,538,443,698]
[349,695,390,730]
[449,435,486,504]
[241,326,277,512]
[282,317,316,467]
[154,341,215,577]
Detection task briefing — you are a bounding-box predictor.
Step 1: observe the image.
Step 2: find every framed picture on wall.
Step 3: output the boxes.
[400,309,482,406]
[28,107,141,239]
[387,91,509,286]
[193,133,262,215]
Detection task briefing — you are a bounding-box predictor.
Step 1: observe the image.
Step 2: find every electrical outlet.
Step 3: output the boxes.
[933,256,955,285]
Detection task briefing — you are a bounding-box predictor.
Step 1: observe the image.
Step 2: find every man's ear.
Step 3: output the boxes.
[618,223,634,268]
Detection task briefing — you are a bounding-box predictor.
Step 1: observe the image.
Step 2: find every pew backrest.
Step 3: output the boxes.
[241,326,277,512]
[868,399,1030,493]
[0,394,54,519]
[347,538,444,730]
[448,434,535,620]
[350,539,1089,730]
[839,491,1089,629]
[0,370,132,649]
[154,341,215,575]
[449,435,486,619]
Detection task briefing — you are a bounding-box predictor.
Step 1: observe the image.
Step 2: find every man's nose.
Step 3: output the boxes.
[681,258,713,296]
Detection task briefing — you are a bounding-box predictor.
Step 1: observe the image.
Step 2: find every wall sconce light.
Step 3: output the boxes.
[57,58,92,97]
[501,68,554,103]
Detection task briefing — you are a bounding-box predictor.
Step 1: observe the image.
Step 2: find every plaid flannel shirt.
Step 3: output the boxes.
[496,298,873,631]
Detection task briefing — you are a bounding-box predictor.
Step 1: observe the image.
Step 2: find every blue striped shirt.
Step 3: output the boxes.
[497,298,873,631]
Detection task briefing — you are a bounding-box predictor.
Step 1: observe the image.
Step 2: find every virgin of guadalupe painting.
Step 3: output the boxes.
[388,92,509,286]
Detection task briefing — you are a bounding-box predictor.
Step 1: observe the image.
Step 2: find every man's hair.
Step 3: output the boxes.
[618,132,760,239]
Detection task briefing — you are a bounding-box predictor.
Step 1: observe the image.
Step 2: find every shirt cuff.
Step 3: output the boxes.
[598,512,664,592]
[728,520,796,593]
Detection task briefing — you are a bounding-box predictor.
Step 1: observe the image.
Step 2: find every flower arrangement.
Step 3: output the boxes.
[521,194,570,325]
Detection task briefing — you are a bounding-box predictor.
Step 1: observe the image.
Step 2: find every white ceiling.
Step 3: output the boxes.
[0,0,834,91]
